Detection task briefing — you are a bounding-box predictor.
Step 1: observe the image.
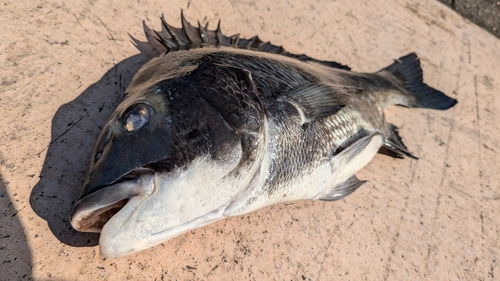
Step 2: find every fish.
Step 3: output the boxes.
[69,12,457,258]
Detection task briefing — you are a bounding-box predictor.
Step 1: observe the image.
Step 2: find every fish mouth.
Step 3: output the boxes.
[70,167,155,233]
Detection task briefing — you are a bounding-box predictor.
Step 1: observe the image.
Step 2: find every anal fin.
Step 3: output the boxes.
[318,176,367,201]
[381,124,418,160]
[377,146,404,159]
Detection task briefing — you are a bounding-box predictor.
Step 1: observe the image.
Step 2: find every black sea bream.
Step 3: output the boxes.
[70,13,457,257]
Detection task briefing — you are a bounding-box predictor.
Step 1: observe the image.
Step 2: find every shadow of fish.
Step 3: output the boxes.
[70,12,457,258]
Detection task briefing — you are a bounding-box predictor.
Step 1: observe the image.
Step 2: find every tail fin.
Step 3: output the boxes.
[381,53,457,110]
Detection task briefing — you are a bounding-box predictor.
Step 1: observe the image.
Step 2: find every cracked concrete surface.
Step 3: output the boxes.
[1,0,499,280]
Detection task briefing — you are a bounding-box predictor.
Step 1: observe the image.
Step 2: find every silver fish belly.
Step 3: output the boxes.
[69,13,457,257]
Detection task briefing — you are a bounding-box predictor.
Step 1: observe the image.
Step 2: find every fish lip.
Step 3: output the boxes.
[70,167,155,233]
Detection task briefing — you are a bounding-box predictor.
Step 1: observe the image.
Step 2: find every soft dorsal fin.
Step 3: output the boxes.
[283,83,354,123]
[132,11,351,70]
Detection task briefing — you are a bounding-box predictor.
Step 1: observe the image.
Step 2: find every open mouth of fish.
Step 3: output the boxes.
[70,165,233,257]
[70,167,156,234]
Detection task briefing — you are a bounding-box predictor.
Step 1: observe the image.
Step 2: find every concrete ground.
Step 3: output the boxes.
[1,0,499,280]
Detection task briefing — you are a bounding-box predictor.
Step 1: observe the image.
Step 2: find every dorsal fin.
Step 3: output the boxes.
[283,83,352,123]
[132,11,351,70]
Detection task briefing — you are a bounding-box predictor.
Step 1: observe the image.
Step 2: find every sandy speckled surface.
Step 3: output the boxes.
[1,0,499,280]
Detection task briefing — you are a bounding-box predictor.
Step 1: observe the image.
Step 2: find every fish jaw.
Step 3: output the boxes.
[70,164,230,258]
[70,168,155,233]
[89,150,260,257]
[99,199,226,258]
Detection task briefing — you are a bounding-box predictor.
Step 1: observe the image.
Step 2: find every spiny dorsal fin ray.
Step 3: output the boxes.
[216,20,232,46]
[161,14,188,48]
[153,23,178,51]
[138,11,351,71]
[197,21,211,43]
[129,21,166,58]
[181,12,203,45]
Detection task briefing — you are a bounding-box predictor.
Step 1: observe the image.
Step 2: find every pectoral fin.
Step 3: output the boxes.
[318,176,367,201]
[336,131,384,166]
[315,131,383,201]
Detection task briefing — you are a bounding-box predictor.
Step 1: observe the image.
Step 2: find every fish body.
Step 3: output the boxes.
[70,13,457,257]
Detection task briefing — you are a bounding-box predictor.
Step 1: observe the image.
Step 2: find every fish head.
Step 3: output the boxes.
[70,58,263,257]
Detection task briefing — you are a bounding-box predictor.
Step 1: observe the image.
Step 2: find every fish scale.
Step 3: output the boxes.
[259,103,367,197]
[331,109,369,147]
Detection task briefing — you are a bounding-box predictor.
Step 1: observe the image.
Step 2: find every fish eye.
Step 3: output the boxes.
[122,103,153,132]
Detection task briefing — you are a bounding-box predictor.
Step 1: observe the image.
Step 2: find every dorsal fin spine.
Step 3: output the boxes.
[197,21,208,43]
[153,29,176,51]
[215,21,227,46]
[181,11,202,45]
[160,14,184,47]
[145,13,351,71]
[231,34,241,47]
